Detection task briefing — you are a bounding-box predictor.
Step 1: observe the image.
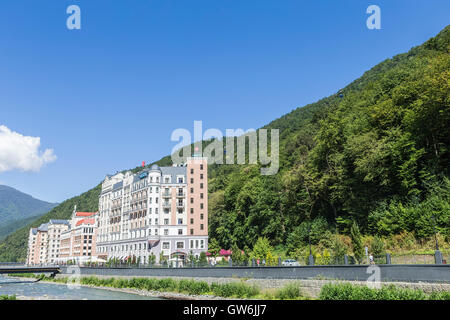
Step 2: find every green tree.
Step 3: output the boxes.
[370,236,385,256]
[231,244,244,265]
[208,238,221,258]
[198,252,207,265]
[350,221,364,264]
[330,235,348,264]
[250,237,273,261]
[148,253,156,265]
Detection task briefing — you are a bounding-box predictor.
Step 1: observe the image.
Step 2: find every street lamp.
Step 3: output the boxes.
[432,214,439,251]
[431,213,442,264]
[308,221,314,266]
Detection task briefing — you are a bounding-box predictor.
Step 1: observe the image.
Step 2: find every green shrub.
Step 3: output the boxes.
[178,279,210,295]
[319,283,445,300]
[143,278,160,291]
[275,282,304,299]
[158,278,177,291]
[211,281,259,298]
[429,291,450,300]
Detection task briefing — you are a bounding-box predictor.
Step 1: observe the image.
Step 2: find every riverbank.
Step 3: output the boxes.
[8,274,450,300]
[6,275,249,300]
[54,273,450,298]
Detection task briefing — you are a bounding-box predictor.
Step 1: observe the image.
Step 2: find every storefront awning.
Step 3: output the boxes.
[148,239,160,249]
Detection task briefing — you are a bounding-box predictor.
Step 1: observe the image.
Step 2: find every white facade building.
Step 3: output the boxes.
[96,157,209,265]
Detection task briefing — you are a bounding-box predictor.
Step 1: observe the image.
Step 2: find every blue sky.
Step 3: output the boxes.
[0,1,448,203]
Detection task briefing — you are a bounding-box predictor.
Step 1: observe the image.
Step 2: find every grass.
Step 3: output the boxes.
[26,275,262,299]
[0,295,17,300]
[319,283,450,300]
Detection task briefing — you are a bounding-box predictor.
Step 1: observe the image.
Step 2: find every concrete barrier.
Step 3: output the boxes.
[59,264,450,283]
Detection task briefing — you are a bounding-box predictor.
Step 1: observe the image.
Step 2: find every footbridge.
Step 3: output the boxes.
[0,265,60,277]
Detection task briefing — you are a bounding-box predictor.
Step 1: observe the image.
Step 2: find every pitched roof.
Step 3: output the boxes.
[37,223,49,232]
[49,219,70,226]
[75,211,96,217]
[75,218,96,227]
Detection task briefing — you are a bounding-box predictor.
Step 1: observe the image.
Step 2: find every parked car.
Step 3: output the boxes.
[282,259,300,266]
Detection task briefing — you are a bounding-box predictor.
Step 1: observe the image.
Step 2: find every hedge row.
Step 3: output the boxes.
[319,283,450,300]
[40,275,261,299]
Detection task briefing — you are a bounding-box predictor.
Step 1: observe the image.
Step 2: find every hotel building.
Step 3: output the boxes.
[58,207,98,264]
[96,156,208,265]
[26,219,70,265]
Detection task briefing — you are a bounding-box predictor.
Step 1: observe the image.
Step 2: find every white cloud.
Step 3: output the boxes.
[0,125,57,173]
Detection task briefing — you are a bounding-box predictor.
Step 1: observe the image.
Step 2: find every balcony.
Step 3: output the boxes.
[162,191,171,198]
[162,201,171,208]
[176,192,186,198]
[176,201,184,208]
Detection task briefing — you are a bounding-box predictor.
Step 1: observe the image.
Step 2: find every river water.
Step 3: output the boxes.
[0,275,159,300]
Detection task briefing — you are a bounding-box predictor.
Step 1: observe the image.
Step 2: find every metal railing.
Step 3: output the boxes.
[23,253,448,269]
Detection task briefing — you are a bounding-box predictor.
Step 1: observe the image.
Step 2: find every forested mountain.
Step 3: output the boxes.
[0,25,448,262]
[0,215,43,241]
[0,185,57,239]
[208,25,449,250]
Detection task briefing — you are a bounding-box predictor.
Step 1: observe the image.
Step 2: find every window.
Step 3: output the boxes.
[178,218,183,225]
[200,213,204,220]
[190,188,194,193]
[190,169,194,174]
[200,224,204,230]
[200,183,204,189]
[200,203,204,209]
[178,208,183,214]
[178,177,183,183]
[164,219,169,225]
[177,242,184,249]
[190,198,194,204]
[200,164,203,170]
[190,178,194,183]
[200,174,203,179]
[190,229,194,235]
[190,218,194,224]
[200,193,204,199]
[178,229,183,235]
[162,242,169,249]
[190,208,194,214]
[164,229,168,235]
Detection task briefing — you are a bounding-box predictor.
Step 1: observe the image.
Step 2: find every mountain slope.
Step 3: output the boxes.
[0,185,57,237]
[0,215,43,241]
[0,25,448,262]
